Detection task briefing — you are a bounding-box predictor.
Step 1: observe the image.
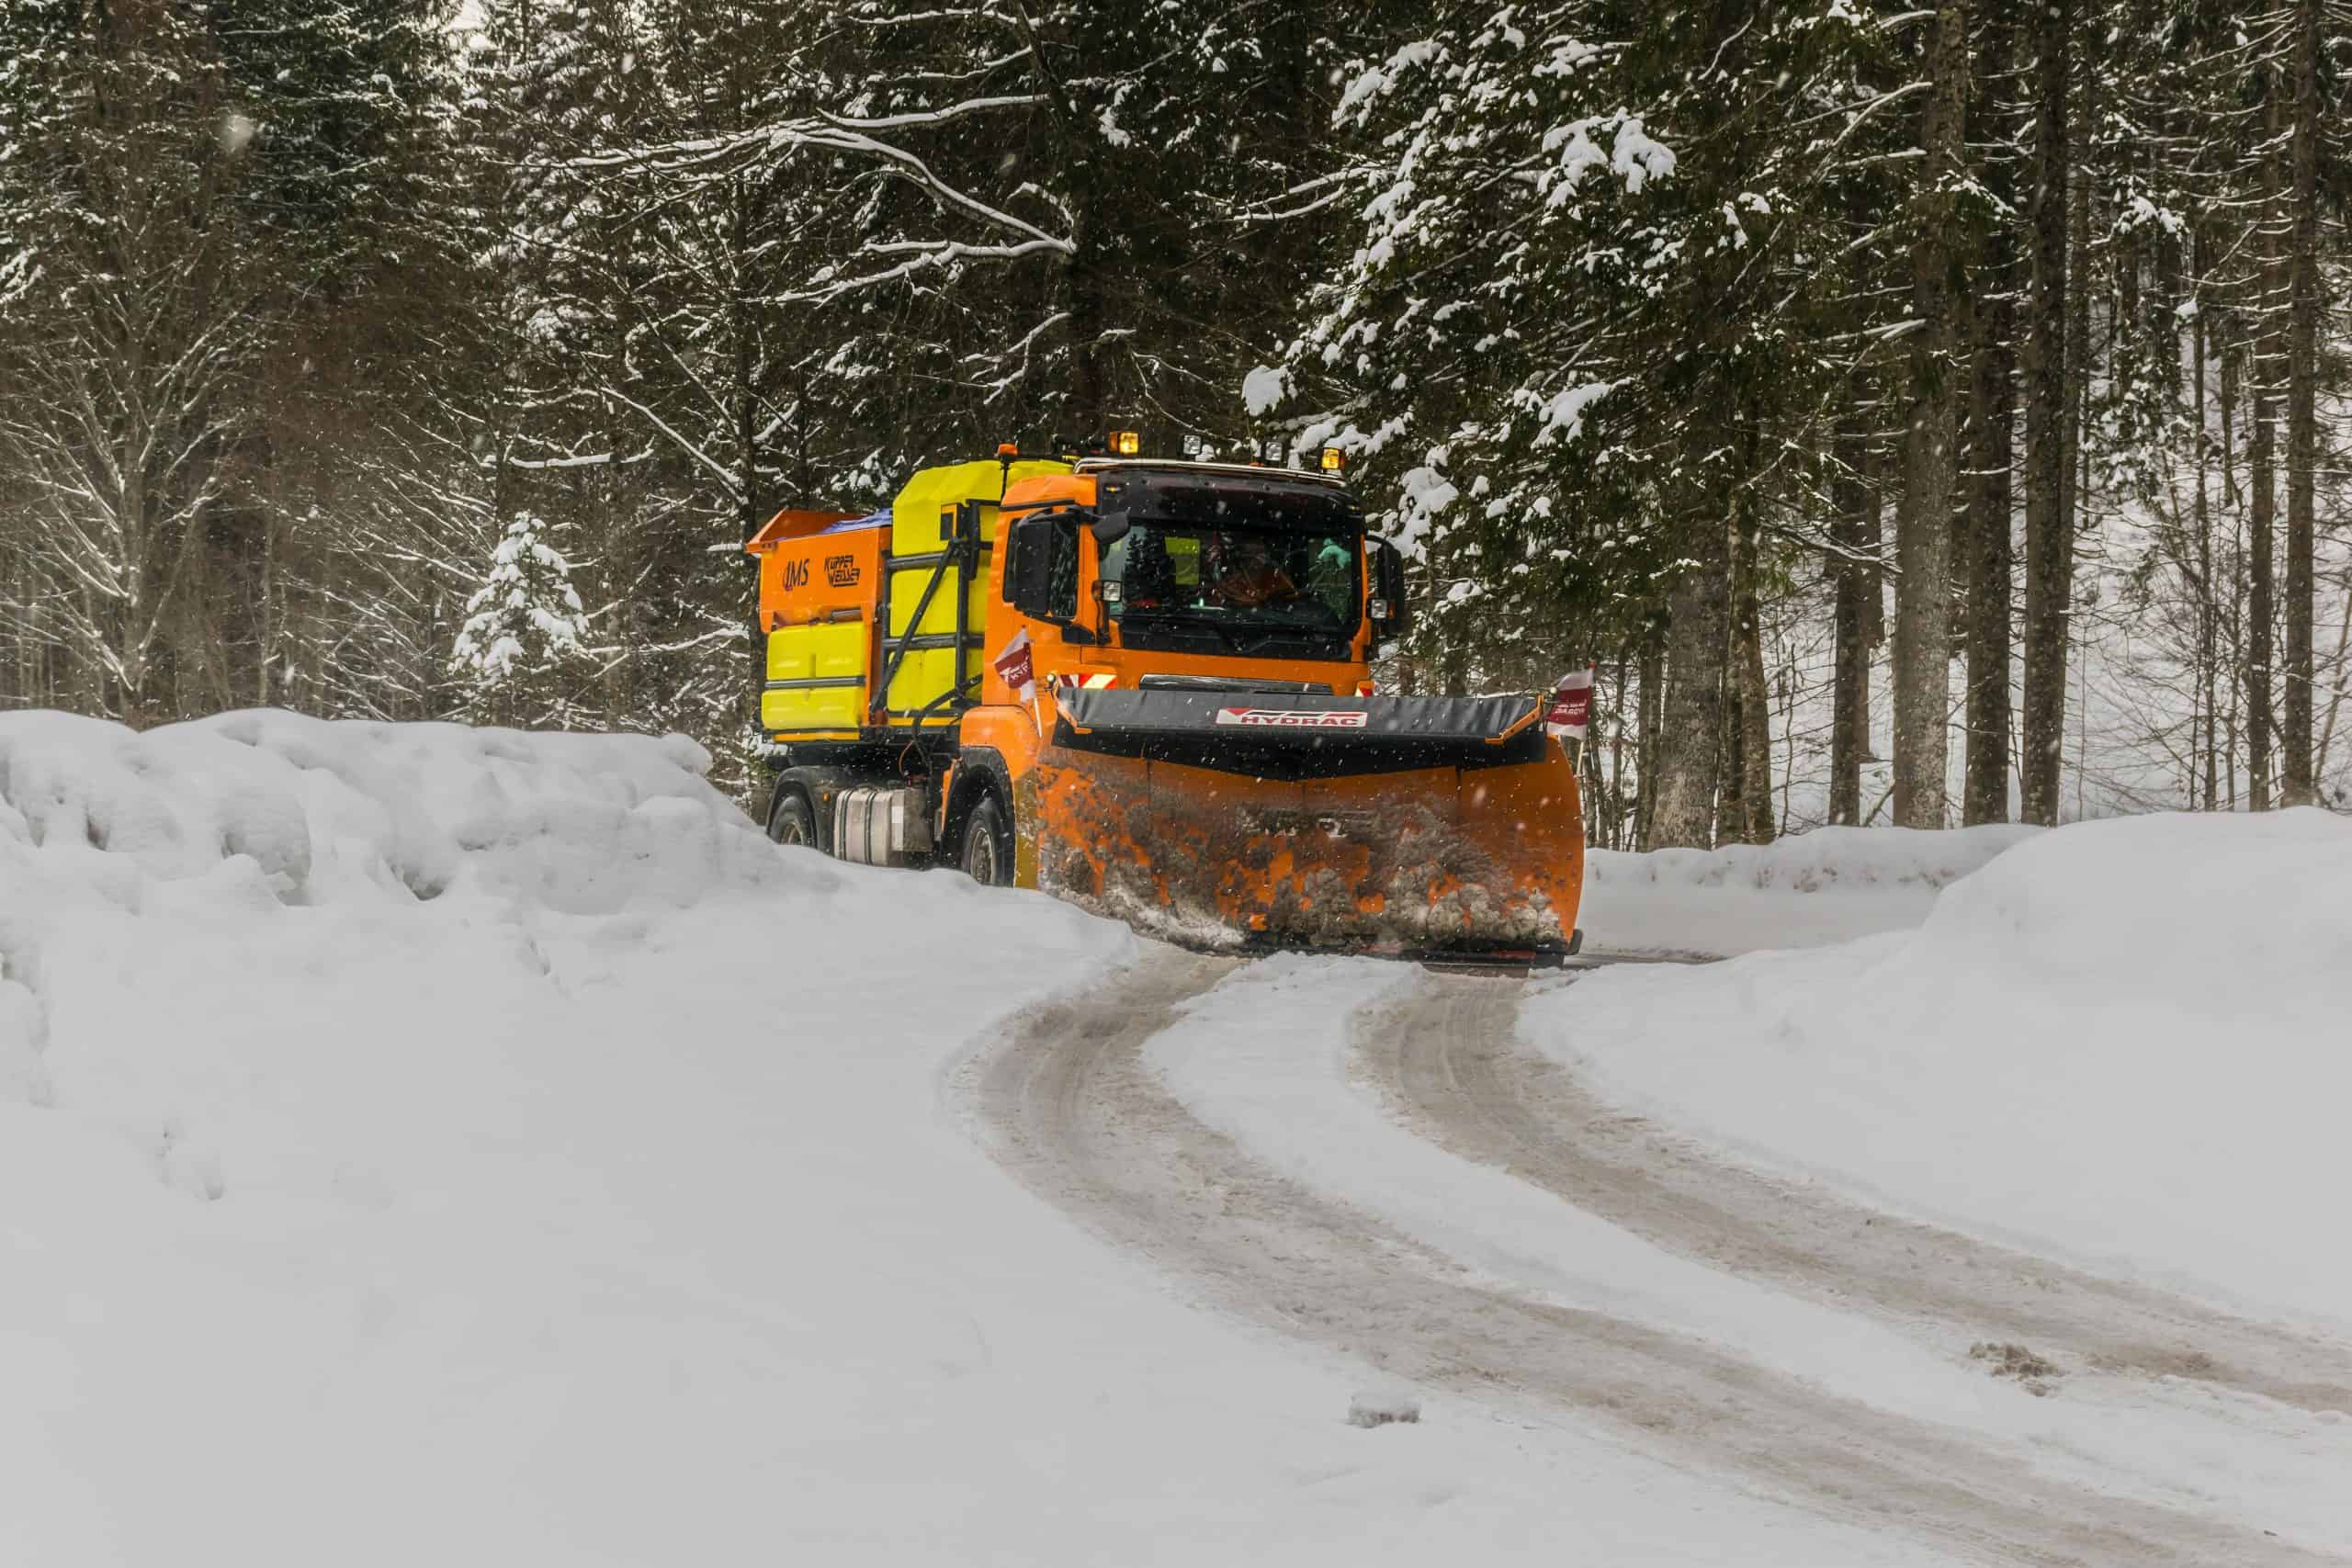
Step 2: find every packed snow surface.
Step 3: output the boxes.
[1149,957,1990,1419]
[0,711,1976,1566]
[1540,808,2352,1326]
[1148,953,2352,1551]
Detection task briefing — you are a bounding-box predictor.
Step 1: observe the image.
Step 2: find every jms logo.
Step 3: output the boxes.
[825,554,861,588]
[782,558,809,592]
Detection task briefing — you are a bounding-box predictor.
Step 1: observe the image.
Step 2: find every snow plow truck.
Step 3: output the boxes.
[747,440,1585,964]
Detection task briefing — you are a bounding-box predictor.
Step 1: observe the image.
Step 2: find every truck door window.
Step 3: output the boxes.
[1046,525,1080,620]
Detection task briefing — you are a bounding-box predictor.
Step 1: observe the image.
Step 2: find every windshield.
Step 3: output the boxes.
[1101,524,1360,655]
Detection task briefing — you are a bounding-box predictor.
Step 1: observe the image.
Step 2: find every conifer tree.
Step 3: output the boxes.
[449,509,594,726]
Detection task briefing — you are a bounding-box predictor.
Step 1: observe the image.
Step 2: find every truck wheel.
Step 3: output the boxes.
[768,788,819,849]
[958,793,1013,886]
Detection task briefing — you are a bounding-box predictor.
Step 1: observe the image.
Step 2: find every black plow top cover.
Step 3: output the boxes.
[1051,687,1548,779]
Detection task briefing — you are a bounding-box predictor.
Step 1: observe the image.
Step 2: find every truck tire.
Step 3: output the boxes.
[768,787,819,849]
[957,792,1013,886]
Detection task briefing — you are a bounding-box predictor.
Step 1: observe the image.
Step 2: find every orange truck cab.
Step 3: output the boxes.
[748,448,1584,962]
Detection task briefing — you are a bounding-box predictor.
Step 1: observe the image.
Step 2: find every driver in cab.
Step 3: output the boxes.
[1204,534,1298,609]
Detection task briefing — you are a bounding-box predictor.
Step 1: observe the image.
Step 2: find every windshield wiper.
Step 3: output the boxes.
[1229,622,1345,658]
[1120,605,1349,659]
[1120,606,1247,651]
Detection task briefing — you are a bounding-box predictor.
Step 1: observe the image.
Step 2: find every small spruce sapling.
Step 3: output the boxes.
[448,510,593,727]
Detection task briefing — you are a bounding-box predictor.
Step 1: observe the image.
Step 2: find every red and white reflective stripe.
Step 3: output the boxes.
[1049,671,1117,691]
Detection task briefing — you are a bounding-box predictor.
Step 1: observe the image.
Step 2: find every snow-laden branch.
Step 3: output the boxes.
[827,96,1043,132]
[561,101,1073,298]
[840,6,1022,27]
[503,451,616,471]
[786,236,1070,306]
[597,385,743,499]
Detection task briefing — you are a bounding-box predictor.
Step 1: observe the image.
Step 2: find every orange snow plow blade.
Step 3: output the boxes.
[1023,689,1583,962]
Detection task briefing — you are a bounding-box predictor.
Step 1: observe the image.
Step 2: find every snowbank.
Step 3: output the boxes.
[1537,809,2352,1325]
[1580,823,2039,955]
[0,708,788,916]
[1,710,802,1117]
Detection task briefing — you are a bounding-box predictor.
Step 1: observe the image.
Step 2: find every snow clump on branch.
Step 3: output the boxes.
[1242,365,1288,418]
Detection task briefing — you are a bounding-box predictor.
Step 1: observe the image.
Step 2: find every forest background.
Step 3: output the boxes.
[3,0,2346,845]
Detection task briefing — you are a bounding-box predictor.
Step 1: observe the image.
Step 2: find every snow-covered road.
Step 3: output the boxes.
[10,715,2347,1565]
[974,949,2352,1567]
[1370,969,2352,1414]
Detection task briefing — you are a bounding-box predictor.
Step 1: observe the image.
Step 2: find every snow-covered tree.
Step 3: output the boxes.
[0,0,267,720]
[448,510,593,726]
[2,0,2345,825]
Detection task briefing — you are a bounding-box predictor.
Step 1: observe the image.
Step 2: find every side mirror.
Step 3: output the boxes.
[1090,511,1130,547]
[1370,538,1412,640]
[1004,515,1057,618]
[1004,513,1081,623]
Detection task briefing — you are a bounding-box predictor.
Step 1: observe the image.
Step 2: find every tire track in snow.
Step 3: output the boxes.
[971,947,2340,1568]
[1360,970,2352,1416]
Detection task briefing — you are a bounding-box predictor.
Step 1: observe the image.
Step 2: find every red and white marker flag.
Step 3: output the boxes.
[1546,666,1595,741]
[991,627,1037,708]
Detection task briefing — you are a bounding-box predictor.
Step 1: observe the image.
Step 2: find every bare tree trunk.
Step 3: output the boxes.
[2218,313,2242,806]
[1651,548,1728,849]
[1962,349,2016,824]
[2248,86,2283,811]
[1963,288,2016,824]
[1962,0,2016,824]
[2249,383,2276,812]
[1828,421,1873,825]
[1891,1,1967,830]
[1719,668,1746,835]
[2280,0,2319,806]
[2191,264,2218,812]
[6,543,32,702]
[1728,436,1774,844]
[2055,32,2095,817]
[733,172,760,540]
[2316,590,2352,784]
[256,514,276,708]
[1635,626,1665,849]
[2065,43,2094,560]
[1606,647,1631,849]
[1729,605,1773,842]
[1064,204,1108,434]
[1779,635,1800,833]
[2019,0,2072,825]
